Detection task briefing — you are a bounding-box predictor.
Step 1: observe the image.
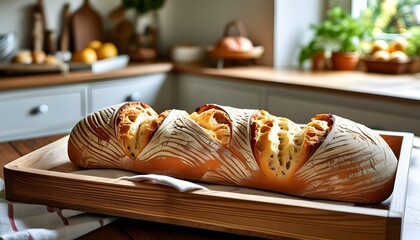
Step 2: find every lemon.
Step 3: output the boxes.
[371,40,388,53]
[388,37,408,53]
[371,50,390,62]
[87,40,102,50]
[389,51,409,63]
[73,47,97,64]
[96,42,118,60]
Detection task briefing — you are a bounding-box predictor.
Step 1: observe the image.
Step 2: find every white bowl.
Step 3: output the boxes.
[171,46,204,64]
[0,33,16,61]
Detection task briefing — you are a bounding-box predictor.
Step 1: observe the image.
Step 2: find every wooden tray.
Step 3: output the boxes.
[206,46,264,60]
[0,62,69,74]
[3,131,414,239]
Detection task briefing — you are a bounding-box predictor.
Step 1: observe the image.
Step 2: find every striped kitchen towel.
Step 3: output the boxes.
[0,179,117,240]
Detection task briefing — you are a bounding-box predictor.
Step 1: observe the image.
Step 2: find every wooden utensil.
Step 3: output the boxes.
[56,3,71,61]
[36,0,56,54]
[111,19,133,54]
[71,0,103,52]
[32,12,44,52]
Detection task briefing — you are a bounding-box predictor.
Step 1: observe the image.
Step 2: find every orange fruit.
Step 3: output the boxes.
[73,47,97,64]
[96,42,118,60]
[32,50,46,64]
[87,40,102,50]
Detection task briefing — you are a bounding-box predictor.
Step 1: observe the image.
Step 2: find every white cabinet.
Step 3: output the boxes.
[176,74,264,113]
[0,73,171,142]
[0,85,87,142]
[1,71,418,142]
[266,87,420,134]
[176,74,420,135]
[89,73,169,113]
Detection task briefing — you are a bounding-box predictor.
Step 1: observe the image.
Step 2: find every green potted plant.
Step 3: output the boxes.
[123,0,166,58]
[108,0,166,60]
[298,30,329,71]
[298,6,372,70]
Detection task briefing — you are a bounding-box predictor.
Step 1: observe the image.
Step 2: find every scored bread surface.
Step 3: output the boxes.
[68,102,398,203]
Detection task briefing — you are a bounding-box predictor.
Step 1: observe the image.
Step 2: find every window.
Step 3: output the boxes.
[353,0,420,38]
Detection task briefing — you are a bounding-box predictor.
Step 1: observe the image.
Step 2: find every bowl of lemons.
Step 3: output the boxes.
[70,40,129,73]
[362,37,413,74]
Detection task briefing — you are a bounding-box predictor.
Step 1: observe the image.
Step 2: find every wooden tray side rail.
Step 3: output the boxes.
[3,169,391,240]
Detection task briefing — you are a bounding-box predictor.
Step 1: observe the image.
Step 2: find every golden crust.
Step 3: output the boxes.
[251,111,332,182]
[191,104,232,145]
[115,102,159,159]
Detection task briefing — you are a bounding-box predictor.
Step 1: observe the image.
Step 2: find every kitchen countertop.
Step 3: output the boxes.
[0,62,173,90]
[174,64,420,103]
[1,134,419,239]
[1,62,420,105]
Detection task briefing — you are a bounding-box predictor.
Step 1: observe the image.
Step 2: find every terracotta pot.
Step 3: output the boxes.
[411,56,420,73]
[311,52,328,71]
[331,52,360,71]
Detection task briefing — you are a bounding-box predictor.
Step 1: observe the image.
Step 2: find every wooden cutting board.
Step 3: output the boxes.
[71,0,103,51]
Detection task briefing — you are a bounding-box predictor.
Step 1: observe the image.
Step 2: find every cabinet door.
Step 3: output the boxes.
[90,73,168,113]
[0,85,87,142]
[177,74,264,112]
[266,87,420,134]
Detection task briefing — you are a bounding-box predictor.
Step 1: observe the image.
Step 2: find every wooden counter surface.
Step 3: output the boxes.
[1,62,420,105]
[0,62,173,91]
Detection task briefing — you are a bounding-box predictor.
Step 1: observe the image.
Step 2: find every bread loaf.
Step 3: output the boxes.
[68,102,398,203]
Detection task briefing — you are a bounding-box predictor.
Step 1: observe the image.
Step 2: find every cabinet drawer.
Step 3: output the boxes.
[0,86,86,142]
[177,74,263,113]
[90,73,167,112]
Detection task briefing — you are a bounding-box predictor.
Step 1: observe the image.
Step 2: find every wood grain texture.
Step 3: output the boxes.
[78,218,265,240]
[0,143,20,179]
[3,132,412,240]
[0,134,65,178]
[70,0,103,51]
[10,134,66,155]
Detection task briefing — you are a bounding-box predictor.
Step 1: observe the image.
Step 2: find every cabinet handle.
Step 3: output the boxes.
[126,92,142,102]
[31,104,49,115]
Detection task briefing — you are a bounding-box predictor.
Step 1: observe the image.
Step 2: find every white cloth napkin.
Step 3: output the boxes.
[0,179,116,240]
[118,174,209,192]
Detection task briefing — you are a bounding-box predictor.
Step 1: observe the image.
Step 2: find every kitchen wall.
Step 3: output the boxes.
[158,0,274,65]
[274,0,325,68]
[0,0,118,47]
[0,0,325,67]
